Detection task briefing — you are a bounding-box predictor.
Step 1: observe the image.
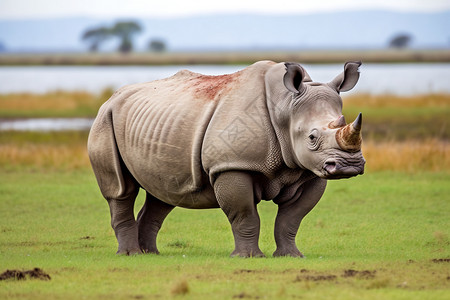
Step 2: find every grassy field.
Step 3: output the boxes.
[0,92,449,299]
[0,170,449,299]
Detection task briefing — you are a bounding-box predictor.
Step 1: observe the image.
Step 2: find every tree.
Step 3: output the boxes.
[389,33,412,49]
[148,39,167,52]
[81,26,112,52]
[111,21,142,53]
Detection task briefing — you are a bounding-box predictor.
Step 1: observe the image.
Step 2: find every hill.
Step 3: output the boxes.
[0,10,449,52]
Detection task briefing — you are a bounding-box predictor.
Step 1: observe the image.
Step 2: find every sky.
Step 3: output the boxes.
[1,0,450,19]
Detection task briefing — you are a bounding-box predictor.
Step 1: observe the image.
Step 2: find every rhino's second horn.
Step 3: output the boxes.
[328,115,347,129]
[336,113,362,152]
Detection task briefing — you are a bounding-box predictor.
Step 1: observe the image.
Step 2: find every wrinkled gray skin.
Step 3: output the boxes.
[88,60,366,257]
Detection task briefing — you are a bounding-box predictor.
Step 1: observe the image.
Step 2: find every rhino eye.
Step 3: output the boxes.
[308,129,319,142]
[307,129,320,150]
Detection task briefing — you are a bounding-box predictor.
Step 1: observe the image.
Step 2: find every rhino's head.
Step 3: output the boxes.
[282,61,365,179]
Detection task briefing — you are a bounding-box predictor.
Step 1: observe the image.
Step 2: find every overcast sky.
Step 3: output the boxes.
[1,0,450,19]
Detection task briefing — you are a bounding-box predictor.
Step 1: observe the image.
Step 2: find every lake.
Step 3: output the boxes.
[0,118,94,131]
[1,63,450,95]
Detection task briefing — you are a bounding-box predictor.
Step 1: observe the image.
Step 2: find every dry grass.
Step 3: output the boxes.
[362,139,449,172]
[0,131,90,171]
[0,143,90,171]
[0,90,111,118]
[0,91,93,111]
[345,93,450,108]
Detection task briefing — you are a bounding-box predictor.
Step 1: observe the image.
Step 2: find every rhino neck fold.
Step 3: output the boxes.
[264,65,302,169]
[265,94,300,169]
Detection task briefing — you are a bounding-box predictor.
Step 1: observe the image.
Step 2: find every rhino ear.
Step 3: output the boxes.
[329,61,361,93]
[283,63,307,95]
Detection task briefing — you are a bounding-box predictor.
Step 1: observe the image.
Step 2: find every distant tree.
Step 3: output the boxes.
[148,39,167,52]
[111,21,142,53]
[389,33,413,48]
[81,26,112,52]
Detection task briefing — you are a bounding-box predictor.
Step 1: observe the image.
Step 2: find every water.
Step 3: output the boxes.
[0,118,94,131]
[1,63,449,95]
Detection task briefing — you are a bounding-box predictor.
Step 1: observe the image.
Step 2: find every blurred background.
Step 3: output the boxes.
[0,0,449,172]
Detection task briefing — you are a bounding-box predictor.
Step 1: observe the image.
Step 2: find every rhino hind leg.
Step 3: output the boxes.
[109,194,141,255]
[88,109,141,255]
[137,192,174,254]
[273,177,327,257]
[214,172,265,258]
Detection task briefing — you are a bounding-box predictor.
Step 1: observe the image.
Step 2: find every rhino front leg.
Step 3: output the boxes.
[137,192,174,254]
[214,172,264,258]
[273,177,327,257]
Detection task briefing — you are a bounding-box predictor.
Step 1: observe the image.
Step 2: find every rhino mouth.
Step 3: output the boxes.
[322,157,365,179]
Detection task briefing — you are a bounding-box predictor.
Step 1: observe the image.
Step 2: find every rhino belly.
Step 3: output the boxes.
[115,94,219,209]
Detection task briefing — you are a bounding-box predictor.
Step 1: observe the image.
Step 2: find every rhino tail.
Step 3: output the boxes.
[87,106,139,202]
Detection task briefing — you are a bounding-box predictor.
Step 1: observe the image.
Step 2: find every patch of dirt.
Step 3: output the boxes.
[166,240,189,249]
[300,269,309,273]
[431,258,450,263]
[294,274,337,282]
[170,279,189,296]
[342,269,376,279]
[0,268,51,281]
[80,236,95,240]
[233,292,260,299]
[233,269,266,274]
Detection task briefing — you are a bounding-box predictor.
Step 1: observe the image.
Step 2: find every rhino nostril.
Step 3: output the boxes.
[324,161,337,173]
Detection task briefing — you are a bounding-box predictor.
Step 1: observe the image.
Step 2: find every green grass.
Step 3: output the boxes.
[0,170,449,299]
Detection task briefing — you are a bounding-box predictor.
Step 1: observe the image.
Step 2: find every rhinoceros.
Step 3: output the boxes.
[88,60,365,257]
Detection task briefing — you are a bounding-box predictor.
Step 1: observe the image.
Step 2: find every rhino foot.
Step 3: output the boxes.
[140,244,160,255]
[273,247,304,258]
[230,248,265,258]
[114,221,142,256]
[116,247,142,256]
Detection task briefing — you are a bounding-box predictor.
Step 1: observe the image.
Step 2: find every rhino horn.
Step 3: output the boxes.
[328,115,347,129]
[336,113,362,152]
